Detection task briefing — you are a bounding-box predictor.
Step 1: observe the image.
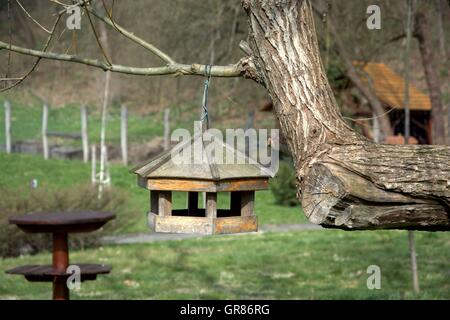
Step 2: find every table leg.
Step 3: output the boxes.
[52,232,69,300]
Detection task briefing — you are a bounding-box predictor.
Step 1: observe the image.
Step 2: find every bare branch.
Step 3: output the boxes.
[84,4,112,65]
[15,0,52,34]
[1,11,63,92]
[50,0,176,65]
[1,0,259,84]
[0,77,23,81]
[0,40,251,78]
[87,4,176,64]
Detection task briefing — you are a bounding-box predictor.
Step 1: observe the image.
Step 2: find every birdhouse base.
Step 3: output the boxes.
[148,212,257,235]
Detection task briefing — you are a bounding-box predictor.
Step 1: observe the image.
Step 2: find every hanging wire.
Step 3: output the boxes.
[200,64,212,129]
[343,106,396,122]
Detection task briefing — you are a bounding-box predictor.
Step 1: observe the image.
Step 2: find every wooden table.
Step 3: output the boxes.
[6,211,115,300]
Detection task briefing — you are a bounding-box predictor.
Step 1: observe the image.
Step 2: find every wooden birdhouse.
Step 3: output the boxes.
[131,132,271,235]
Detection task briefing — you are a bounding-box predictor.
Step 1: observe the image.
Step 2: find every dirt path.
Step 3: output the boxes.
[101,223,322,245]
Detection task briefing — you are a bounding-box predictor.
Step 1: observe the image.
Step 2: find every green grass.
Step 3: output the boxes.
[0,153,306,235]
[0,230,448,299]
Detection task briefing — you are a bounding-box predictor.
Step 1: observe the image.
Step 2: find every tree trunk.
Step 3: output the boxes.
[243,0,450,231]
[415,12,447,145]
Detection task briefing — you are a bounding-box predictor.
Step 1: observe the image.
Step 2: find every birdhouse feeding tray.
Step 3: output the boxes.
[131,132,272,235]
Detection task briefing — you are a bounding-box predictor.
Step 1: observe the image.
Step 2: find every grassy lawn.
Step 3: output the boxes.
[0,153,306,235]
[0,230,448,299]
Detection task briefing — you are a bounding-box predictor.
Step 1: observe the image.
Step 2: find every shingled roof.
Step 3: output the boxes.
[132,133,274,181]
[357,62,431,111]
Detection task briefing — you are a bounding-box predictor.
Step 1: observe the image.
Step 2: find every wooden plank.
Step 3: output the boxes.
[188,192,198,215]
[218,179,268,192]
[148,179,216,192]
[120,105,128,165]
[4,100,11,154]
[206,192,217,218]
[214,216,257,234]
[230,192,241,215]
[148,213,256,235]
[151,190,159,214]
[146,178,269,192]
[158,191,172,216]
[240,191,255,216]
[152,213,213,234]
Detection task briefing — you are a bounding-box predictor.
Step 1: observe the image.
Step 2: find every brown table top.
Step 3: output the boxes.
[6,263,111,282]
[9,211,115,233]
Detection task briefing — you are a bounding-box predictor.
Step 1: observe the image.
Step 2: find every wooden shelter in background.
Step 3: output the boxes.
[260,62,433,145]
[356,62,432,144]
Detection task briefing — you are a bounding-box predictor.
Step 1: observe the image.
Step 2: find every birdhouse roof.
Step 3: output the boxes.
[131,132,274,181]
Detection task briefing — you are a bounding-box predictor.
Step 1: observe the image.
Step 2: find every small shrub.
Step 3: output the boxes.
[269,161,298,206]
[0,184,126,257]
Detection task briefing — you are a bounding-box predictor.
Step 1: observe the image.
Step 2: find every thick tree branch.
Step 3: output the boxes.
[0,40,252,78]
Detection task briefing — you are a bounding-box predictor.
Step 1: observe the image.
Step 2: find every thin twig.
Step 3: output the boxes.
[1,12,63,92]
[52,0,176,64]
[15,0,52,34]
[87,3,176,64]
[0,77,23,81]
[84,4,112,65]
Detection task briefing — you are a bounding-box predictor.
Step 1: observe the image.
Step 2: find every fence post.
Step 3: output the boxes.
[245,110,255,130]
[120,105,128,165]
[4,100,11,154]
[372,111,381,143]
[163,108,170,151]
[91,144,96,185]
[42,104,49,159]
[245,110,255,157]
[81,105,89,163]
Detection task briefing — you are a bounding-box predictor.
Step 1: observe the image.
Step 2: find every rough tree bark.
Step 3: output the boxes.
[243,0,450,230]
